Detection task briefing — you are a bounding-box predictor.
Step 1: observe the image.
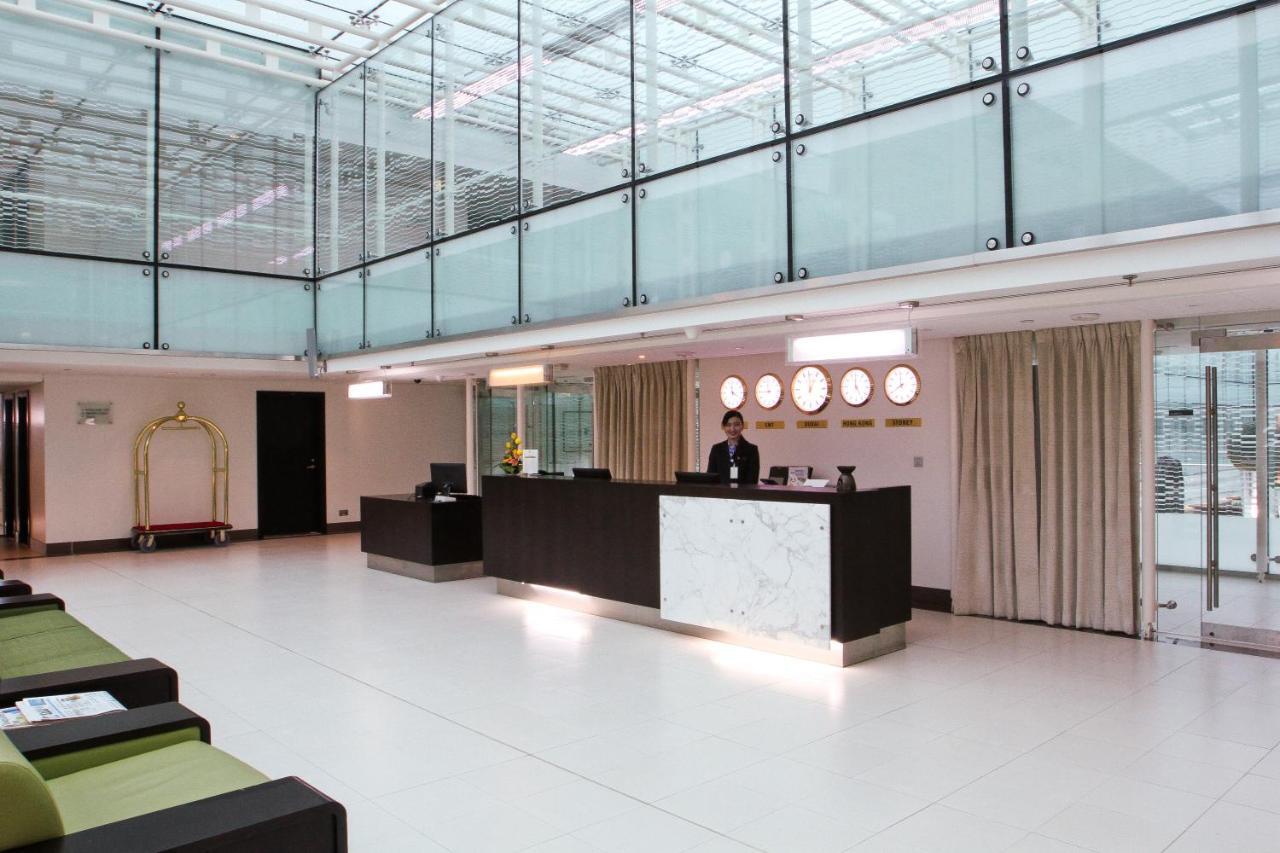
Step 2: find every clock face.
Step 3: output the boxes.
[719,375,746,409]
[840,367,874,407]
[790,365,833,414]
[755,373,783,410]
[885,364,921,406]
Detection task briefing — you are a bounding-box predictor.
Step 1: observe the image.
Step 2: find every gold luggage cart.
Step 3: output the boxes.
[131,401,231,553]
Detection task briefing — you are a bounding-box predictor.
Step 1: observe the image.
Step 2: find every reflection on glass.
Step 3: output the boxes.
[523,377,595,474]
[160,268,310,355]
[316,270,364,355]
[793,88,1003,277]
[366,251,432,348]
[788,0,1000,129]
[633,0,785,174]
[317,71,366,274]
[434,225,518,336]
[159,52,314,276]
[1261,6,1280,212]
[0,255,151,348]
[432,0,521,237]
[476,382,517,482]
[0,10,154,259]
[636,148,786,303]
[520,0,631,210]
[365,29,434,261]
[1013,19,1258,245]
[521,193,631,322]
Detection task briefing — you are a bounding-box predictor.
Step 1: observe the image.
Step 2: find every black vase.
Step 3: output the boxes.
[836,465,857,493]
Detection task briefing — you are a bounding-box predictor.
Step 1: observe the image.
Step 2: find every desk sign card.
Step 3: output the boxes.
[796,420,828,429]
[885,417,923,428]
[755,420,785,430]
[842,418,875,429]
[77,402,112,425]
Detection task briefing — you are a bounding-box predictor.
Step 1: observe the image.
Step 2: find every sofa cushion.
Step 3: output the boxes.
[49,740,269,834]
[0,731,65,850]
[0,611,130,678]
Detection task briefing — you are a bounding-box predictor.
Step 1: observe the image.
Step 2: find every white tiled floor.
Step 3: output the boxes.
[12,534,1280,852]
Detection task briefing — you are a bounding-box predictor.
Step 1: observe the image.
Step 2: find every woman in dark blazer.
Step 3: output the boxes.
[706,410,760,485]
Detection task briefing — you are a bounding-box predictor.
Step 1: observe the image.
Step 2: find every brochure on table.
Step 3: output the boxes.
[0,691,125,728]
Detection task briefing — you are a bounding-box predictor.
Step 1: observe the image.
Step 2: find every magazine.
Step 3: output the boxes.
[0,706,29,729]
[13,691,125,725]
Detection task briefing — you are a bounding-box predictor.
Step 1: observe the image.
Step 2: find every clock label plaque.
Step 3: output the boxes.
[885,417,923,428]
[796,419,829,429]
[755,420,785,430]
[842,418,875,429]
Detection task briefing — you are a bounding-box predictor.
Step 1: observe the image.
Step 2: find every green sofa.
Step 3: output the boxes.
[0,703,347,851]
[0,595,177,709]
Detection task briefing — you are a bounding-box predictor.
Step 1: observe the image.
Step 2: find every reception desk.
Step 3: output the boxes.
[482,476,910,665]
[360,494,483,582]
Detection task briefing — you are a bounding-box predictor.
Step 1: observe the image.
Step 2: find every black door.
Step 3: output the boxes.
[256,391,326,537]
[2,395,14,539]
[12,394,30,545]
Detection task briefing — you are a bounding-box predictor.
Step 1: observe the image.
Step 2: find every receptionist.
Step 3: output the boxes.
[707,410,760,485]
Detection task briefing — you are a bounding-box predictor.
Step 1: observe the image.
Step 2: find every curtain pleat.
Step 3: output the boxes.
[1036,322,1140,634]
[953,331,1039,620]
[593,360,688,481]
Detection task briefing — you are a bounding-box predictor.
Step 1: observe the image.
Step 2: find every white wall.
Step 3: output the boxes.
[21,374,465,545]
[698,338,955,590]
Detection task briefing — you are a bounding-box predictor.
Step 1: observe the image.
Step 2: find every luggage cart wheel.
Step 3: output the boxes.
[138,534,157,553]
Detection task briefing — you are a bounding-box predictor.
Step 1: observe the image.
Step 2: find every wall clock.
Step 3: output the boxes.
[719,375,746,409]
[790,365,833,414]
[885,364,921,406]
[755,373,783,410]
[840,367,874,407]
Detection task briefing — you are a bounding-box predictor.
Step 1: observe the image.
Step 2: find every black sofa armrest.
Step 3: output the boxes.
[0,579,34,596]
[0,593,64,613]
[0,658,178,709]
[16,777,348,853]
[8,703,210,762]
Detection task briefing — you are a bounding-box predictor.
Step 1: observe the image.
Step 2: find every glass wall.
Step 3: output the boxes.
[2,1,1277,360]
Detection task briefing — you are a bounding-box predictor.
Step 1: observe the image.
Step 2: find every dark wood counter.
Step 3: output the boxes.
[360,494,483,582]
[481,476,910,648]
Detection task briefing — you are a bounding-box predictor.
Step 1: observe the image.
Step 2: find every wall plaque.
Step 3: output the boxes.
[841,418,875,429]
[796,419,828,429]
[755,420,785,430]
[885,417,923,428]
[77,401,113,425]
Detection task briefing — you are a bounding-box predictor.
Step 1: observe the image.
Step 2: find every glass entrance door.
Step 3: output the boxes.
[1155,330,1280,651]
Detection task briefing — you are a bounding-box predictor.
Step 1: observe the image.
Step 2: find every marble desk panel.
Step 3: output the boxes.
[658,494,832,649]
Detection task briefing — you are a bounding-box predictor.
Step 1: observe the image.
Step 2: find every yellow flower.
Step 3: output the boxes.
[514,437,521,445]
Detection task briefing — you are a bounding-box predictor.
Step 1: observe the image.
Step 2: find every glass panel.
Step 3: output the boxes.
[434,225,518,336]
[158,51,314,276]
[1261,6,1280,212]
[633,0,785,174]
[1269,348,1280,572]
[366,250,432,348]
[0,255,151,348]
[365,28,433,261]
[476,381,517,483]
[316,70,365,274]
[316,270,364,355]
[159,268,310,355]
[636,147,786,304]
[794,87,1003,278]
[1012,20,1252,245]
[788,0,1000,129]
[0,8,153,260]
[431,0,520,237]
[522,375,595,474]
[1010,0,1242,67]
[521,191,631,323]
[520,0,632,210]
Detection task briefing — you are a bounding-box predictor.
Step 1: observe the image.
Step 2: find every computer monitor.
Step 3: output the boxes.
[430,462,468,494]
[674,471,722,485]
[572,467,612,480]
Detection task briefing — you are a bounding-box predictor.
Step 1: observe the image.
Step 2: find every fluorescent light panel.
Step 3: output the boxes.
[787,328,917,363]
[489,364,550,387]
[348,380,392,399]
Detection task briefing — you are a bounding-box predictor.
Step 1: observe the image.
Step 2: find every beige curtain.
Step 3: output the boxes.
[953,332,1040,620]
[594,360,688,480]
[1036,322,1140,634]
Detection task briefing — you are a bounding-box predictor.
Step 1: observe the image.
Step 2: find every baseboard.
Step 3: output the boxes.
[911,585,952,613]
[326,521,362,534]
[44,524,360,556]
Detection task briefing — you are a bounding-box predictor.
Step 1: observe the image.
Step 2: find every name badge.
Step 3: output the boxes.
[729,465,739,481]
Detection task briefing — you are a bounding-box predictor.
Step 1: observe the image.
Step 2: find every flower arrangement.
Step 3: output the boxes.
[499,432,523,474]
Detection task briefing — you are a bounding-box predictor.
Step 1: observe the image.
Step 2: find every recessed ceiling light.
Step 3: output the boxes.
[1020,319,1035,324]
[637,354,647,360]
[784,314,805,322]
[1070,312,1101,321]
[734,346,745,351]
[484,351,499,357]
